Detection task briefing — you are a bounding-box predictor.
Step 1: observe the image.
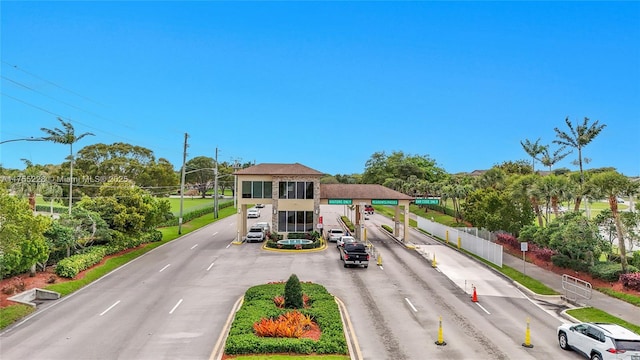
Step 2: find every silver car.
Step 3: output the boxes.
[558,322,640,360]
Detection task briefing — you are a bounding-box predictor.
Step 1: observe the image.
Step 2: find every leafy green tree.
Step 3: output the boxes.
[284,274,303,309]
[553,117,606,211]
[184,156,216,198]
[10,159,46,211]
[462,188,533,235]
[58,207,111,256]
[496,160,533,175]
[362,151,446,185]
[0,189,51,277]
[78,179,171,236]
[40,117,95,215]
[43,221,75,264]
[41,182,64,214]
[548,212,608,266]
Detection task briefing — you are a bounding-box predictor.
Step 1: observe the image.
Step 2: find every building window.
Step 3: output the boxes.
[242,181,272,199]
[278,211,314,232]
[278,181,314,199]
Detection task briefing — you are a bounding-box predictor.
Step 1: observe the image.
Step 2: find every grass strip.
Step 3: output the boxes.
[595,287,640,307]
[0,304,35,329]
[227,356,350,360]
[566,307,640,334]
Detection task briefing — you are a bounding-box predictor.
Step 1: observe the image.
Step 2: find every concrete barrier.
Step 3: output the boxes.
[8,288,60,308]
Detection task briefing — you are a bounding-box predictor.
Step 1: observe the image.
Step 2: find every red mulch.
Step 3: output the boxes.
[0,247,141,308]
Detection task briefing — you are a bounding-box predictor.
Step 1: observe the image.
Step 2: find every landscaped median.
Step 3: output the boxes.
[219,275,349,359]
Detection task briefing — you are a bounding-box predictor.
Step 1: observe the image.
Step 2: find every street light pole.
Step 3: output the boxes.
[178,133,188,235]
[214,147,219,219]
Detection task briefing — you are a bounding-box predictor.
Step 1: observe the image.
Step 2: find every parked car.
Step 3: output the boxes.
[557,322,640,360]
[337,235,357,248]
[247,208,260,218]
[255,203,265,208]
[326,228,345,243]
[364,204,374,215]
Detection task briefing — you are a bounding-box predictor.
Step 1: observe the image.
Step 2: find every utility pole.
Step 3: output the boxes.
[214,147,219,219]
[178,133,188,234]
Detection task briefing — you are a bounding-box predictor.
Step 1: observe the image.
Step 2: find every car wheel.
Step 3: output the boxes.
[343,263,347,268]
[364,265,368,268]
[558,332,570,350]
[590,354,602,360]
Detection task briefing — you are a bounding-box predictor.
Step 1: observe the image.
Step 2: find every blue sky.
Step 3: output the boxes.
[1,1,639,177]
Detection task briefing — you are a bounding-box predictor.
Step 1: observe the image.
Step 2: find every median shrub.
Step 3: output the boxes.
[590,262,627,282]
[285,274,303,309]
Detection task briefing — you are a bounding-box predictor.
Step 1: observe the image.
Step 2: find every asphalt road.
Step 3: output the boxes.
[0,205,585,360]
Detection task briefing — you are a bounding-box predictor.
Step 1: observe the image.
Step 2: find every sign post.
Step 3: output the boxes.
[521,242,528,275]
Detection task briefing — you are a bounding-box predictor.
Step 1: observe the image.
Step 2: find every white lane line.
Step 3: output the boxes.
[191,244,198,250]
[475,302,491,315]
[379,266,384,270]
[159,264,171,272]
[207,262,215,271]
[404,298,418,312]
[169,299,183,314]
[212,231,218,236]
[99,300,121,316]
[226,242,232,249]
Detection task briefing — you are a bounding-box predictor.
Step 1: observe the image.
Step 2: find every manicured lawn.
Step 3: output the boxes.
[226,356,349,360]
[566,307,640,335]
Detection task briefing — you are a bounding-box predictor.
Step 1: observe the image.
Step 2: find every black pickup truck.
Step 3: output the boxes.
[339,243,369,268]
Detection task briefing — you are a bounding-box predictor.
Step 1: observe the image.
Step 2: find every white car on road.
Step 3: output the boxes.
[247,208,260,218]
[557,322,640,360]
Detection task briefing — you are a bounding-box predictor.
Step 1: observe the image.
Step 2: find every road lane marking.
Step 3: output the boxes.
[212,231,218,236]
[159,264,171,272]
[190,244,198,250]
[207,262,215,271]
[99,300,121,316]
[169,299,183,314]
[404,298,418,312]
[226,242,233,248]
[475,302,491,315]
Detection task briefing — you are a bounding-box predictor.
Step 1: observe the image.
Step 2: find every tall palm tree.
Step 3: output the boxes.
[553,117,606,211]
[590,171,632,273]
[520,138,546,172]
[40,118,95,215]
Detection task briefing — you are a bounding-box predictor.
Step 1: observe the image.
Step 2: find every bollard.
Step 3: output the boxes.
[435,316,446,346]
[377,253,382,266]
[431,253,437,268]
[522,317,534,348]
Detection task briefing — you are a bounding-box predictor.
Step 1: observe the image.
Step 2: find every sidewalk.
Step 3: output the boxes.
[501,251,640,326]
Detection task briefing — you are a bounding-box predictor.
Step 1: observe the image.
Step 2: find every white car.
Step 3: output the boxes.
[557,322,640,360]
[337,235,357,248]
[326,228,345,243]
[247,208,260,218]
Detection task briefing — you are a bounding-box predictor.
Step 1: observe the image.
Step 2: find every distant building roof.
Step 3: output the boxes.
[320,184,414,200]
[234,163,324,176]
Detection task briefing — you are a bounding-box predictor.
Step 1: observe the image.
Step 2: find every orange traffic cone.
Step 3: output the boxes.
[472,287,478,302]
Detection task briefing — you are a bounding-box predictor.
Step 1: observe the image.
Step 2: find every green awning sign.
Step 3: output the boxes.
[371,199,398,205]
[328,199,352,205]
[415,198,440,205]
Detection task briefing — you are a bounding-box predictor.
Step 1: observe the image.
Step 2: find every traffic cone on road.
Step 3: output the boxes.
[472,287,478,302]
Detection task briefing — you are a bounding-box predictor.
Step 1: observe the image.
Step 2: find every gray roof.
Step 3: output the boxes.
[234,163,324,176]
[320,184,414,200]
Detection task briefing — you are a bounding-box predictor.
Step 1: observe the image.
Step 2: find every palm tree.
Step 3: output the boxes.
[590,171,632,273]
[40,118,95,215]
[520,138,546,172]
[11,159,43,212]
[539,145,571,172]
[553,117,606,211]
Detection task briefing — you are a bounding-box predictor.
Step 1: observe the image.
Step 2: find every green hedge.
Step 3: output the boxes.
[158,201,233,227]
[55,246,108,278]
[35,204,67,214]
[590,262,639,282]
[224,282,348,355]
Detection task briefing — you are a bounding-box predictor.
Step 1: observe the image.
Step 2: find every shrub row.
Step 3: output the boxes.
[381,224,393,234]
[55,246,108,278]
[225,281,348,356]
[35,204,67,214]
[157,201,233,227]
[54,230,163,278]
